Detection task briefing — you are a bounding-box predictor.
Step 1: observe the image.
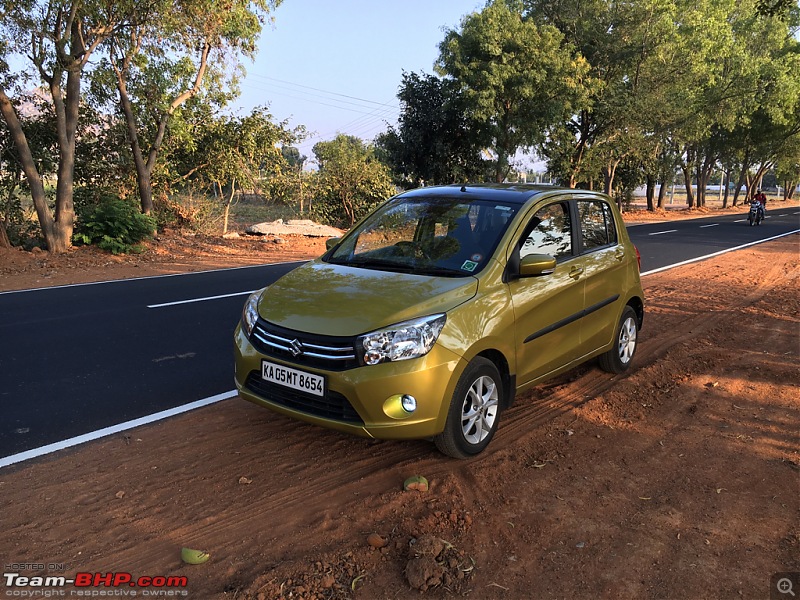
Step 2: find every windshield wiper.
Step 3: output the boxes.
[415,266,467,277]
[337,257,416,273]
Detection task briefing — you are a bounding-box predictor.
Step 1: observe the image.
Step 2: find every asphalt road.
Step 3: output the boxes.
[1,206,798,463]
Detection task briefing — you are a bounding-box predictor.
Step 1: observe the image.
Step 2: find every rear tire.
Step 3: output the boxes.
[598,306,639,374]
[434,357,502,459]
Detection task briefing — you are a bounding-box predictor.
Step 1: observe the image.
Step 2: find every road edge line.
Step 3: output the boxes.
[0,390,237,469]
[640,230,799,276]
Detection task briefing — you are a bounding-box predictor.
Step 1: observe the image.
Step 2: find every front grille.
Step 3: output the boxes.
[244,371,363,424]
[250,319,359,371]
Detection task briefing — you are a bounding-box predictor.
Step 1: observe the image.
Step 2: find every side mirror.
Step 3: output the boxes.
[519,253,556,277]
[325,237,341,251]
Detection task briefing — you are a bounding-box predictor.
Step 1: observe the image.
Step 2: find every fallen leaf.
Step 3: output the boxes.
[351,574,365,591]
[180,547,210,565]
[238,476,253,485]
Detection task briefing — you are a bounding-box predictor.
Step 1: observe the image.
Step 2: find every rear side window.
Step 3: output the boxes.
[579,200,617,251]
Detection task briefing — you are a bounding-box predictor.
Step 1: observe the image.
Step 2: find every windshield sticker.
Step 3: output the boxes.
[495,205,512,212]
[470,253,483,262]
[461,260,479,272]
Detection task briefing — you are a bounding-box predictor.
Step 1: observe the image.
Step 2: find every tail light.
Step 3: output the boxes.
[634,245,641,272]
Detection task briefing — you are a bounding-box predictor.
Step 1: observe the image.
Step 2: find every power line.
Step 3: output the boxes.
[246,73,399,108]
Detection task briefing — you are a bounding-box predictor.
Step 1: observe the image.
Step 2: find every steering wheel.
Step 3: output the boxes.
[395,241,431,259]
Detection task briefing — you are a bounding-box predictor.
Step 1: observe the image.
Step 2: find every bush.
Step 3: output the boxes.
[1,195,40,248]
[153,193,221,234]
[73,196,157,254]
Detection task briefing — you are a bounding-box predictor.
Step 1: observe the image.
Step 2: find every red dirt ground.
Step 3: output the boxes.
[0,202,798,600]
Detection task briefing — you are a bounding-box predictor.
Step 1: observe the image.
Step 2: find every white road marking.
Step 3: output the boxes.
[648,229,678,236]
[699,224,719,228]
[147,290,255,308]
[0,390,238,469]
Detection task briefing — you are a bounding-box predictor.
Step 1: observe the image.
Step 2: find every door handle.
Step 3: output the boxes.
[615,249,625,261]
[569,266,584,279]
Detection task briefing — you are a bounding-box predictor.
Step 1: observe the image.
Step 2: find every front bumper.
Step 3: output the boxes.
[234,324,465,440]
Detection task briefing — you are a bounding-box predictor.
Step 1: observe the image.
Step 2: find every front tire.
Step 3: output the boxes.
[434,357,502,459]
[598,306,639,374]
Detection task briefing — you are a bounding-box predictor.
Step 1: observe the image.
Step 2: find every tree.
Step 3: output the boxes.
[197,107,298,234]
[0,92,59,247]
[0,0,129,251]
[437,0,588,182]
[102,0,282,215]
[376,72,490,186]
[310,134,395,228]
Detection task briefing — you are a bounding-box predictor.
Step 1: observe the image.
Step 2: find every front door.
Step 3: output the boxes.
[508,200,585,386]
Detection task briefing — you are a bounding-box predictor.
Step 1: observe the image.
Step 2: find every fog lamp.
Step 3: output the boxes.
[401,394,417,413]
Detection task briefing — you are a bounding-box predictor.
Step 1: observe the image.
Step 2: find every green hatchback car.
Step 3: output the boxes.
[234,184,644,458]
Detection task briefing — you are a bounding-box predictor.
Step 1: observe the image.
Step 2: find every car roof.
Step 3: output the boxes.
[395,183,594,205]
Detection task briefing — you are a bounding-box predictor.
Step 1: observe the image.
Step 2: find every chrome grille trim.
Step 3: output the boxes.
[250,319,359,370]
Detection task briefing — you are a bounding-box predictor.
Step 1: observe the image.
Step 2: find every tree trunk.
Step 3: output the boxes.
[681,164,695,208]
[732,153,750,206]
[645,174,656,211]
[114,64,155,215]
[602,160,619,196]
[0,87,58,251]
[722,170,730,208]
[49,64,81,252]
[113,41,211,215]
[656,180,668,209]
[222,177,235,235]
[0,218,10,248]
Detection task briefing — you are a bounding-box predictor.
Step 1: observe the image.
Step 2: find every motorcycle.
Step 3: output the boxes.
[748,200,764,226]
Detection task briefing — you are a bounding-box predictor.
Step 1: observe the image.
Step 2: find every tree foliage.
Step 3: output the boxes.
[437,0,588,182]
[310,134,395,228]
[376,72,491,186]
[0,0,284,251]
[100,0,282,215]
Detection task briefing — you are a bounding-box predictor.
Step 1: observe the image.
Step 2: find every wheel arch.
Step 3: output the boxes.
[627,295,644,330]
[474,348,515,409]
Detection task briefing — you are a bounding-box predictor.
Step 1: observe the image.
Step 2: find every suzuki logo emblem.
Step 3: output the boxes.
[289,339,303,357]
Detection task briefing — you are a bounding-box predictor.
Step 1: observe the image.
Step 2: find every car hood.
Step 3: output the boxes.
[258,260,478,336]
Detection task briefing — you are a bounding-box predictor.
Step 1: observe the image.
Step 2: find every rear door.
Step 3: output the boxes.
[574,198,626,355]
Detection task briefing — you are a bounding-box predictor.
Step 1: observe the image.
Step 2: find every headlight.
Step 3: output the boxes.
[241,289,263,337]
[358,314,446,366]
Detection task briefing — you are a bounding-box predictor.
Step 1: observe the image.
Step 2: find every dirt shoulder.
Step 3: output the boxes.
[0,206,798,600]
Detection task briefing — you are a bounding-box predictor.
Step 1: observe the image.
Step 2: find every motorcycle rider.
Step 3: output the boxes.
[755,189,767,217]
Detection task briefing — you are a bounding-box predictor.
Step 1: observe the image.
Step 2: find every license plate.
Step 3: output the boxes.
[261,360,325,397]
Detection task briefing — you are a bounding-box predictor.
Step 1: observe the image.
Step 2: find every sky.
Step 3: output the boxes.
[234,0,485,162]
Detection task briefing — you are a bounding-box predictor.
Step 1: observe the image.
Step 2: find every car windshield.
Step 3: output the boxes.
[325,196,520,276]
